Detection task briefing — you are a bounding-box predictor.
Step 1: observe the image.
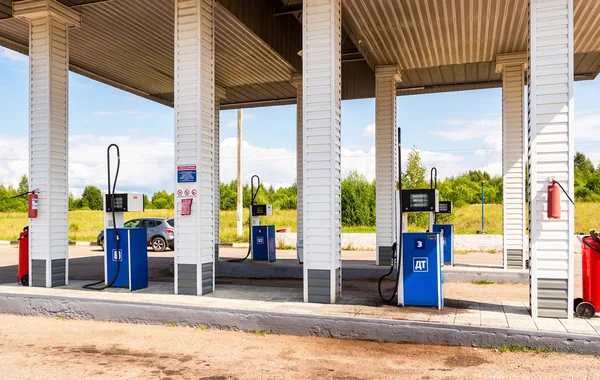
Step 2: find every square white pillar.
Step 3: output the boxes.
[291,74,303,264]
[302,0,342,303]
[528,0,575,319]
[13,0,81,288]
[174,0,215,296]
[496,53,527,270]
[375,66,401,266]
[214,86,226,260]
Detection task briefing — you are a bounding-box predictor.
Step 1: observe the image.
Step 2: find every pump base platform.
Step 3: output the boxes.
[215,257,528,284]
[1,280,599,355]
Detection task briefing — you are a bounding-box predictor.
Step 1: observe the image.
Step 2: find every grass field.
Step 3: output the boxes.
[1,203,599,243]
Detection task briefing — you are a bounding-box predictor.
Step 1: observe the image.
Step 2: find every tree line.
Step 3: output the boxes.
[1,150,599,226]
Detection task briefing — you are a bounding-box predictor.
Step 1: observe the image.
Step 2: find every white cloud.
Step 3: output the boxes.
[0,135,28,188]
[0,47,27,63]
[340,146,468,181]
[575,111,600,141]
[410,148,469,179]
[219,138,296,188]
[431,117,501,142]
[0,134,174,195]
[342,147,376,180]
[362,123,375,137]
[479,161,502,177]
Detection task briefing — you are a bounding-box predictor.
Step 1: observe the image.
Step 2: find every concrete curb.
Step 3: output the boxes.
[1,292,598,355]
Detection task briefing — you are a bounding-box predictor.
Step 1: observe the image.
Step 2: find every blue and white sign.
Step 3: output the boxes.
[112,249,122,261]
[413,257,428,272]
[256,236,264,244]
[177,165,197,183]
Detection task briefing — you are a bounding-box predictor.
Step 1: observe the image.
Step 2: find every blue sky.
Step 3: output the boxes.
[1,46,599,196]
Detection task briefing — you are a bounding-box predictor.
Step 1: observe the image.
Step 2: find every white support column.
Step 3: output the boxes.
[496,53,527,270]
[214,85,226,260]
[528,0,574,319]
[291,73,303,264]
[302,0,342,303]
[13,0,80,288]
[375,65,401,266]
[174,0,215,296]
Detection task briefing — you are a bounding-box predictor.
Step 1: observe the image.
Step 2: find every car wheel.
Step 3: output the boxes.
[152,237,167,252]
[100,240,104,251]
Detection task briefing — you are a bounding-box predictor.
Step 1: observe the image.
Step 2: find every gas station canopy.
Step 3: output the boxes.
[1,0,599,109]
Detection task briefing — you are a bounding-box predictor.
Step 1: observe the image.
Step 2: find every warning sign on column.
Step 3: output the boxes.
[177,165,197,183]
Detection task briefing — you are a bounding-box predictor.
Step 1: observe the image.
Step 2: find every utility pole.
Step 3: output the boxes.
[236,109,243,236]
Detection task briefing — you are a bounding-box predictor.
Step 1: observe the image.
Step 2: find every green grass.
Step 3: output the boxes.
[2,203,599,243]
[472,280,495,285]
[195,324,209,331]
[491,345,553,354]
[165,322,178,327]
[276,237,295,250]
[249,329,272,336]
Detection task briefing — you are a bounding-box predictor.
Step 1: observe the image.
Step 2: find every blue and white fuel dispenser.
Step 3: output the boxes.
[251,204,276,262]
[398,232,444,309]
[377,130,444,310]
[397,188,444,310]
[83,144,148,291]
[228,175,276,263]
[102,192,148,290]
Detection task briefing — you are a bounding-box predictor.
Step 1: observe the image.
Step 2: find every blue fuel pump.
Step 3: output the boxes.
[399,232,444,309]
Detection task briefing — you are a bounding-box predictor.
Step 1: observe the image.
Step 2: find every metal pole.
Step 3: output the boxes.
[481,181,485,233]
[236,109,243,236]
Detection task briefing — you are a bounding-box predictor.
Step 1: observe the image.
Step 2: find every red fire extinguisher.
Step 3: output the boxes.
[547,179,574,220]
[28,190,38,218]
[547,181,561,219]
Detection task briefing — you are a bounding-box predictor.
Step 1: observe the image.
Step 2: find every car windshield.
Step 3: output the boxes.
[167,218,175,227]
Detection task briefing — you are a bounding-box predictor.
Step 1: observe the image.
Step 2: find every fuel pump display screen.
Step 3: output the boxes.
[402,189,439,212]
[252,204,267,216]
[410,193,429,208]
[438,201,453,214]
[105,194,128,212]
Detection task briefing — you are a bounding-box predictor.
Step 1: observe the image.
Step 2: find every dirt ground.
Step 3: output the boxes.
[0,314,598,380]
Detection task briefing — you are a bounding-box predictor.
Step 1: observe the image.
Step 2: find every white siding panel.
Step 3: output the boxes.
[174,0,215,295]
[302,0,342,303]
[502,63,526,269]
[528,0,574,319]
[26,13,70,286]
[375,66,399,266]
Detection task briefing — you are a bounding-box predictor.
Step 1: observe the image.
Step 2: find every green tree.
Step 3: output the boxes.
[401,148,429,228]
[402,147,428,190]
[80,185,103,210]
[341,171,376,226]
[575,152,595,177]
[219,180,238,211]
[151,190,174,209]
[17,175,28,194]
